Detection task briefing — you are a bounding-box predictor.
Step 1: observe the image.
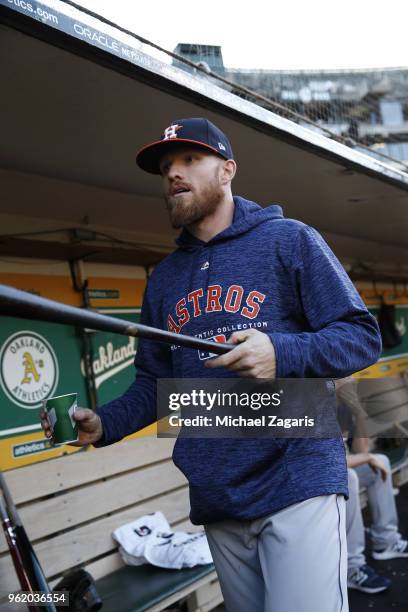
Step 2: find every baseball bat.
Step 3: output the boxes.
[0,495,33,595]
[0,284,233,355]
[0,473,56,611]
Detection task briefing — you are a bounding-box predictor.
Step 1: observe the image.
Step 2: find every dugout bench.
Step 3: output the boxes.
[1,436,407,612]
[0,437,222,612]
[353,374,408,508]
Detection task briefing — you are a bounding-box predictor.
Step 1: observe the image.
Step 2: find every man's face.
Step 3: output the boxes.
[159,147,225,228]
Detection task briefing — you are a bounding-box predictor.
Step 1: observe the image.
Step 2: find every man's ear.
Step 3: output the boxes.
[221,159,237,183]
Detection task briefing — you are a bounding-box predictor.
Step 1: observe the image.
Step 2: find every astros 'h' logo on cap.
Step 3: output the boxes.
[163,124,182,140]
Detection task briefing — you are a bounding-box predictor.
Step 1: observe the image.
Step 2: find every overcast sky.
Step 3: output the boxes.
[72,0,407,70]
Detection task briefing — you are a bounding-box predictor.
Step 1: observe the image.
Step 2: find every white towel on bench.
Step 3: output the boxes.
[112,511,213,569]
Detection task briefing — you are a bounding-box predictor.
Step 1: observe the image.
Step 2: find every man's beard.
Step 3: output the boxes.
[165,178,224,229]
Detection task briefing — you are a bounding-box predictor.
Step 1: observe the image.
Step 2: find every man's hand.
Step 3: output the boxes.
[205,329,276,378]
[39,407,104,447]
[368,454,389,482]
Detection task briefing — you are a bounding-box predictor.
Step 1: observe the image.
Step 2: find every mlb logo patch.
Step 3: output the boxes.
[198,334,227,360]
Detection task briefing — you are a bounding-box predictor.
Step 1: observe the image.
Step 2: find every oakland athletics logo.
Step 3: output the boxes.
[0,331,59,409]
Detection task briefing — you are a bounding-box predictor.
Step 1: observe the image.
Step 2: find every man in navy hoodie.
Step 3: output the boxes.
[41,118,381,611]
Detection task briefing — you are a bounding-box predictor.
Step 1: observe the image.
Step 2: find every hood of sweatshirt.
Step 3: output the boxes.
[175,196,284,251]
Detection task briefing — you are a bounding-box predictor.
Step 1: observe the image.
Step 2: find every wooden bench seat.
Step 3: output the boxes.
[95,564,218,612]
[357,377,408,439]
[0,436,223,612]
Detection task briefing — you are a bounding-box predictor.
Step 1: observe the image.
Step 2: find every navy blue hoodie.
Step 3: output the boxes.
[95,197,382,524]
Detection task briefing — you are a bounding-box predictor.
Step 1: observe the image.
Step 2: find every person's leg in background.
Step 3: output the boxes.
[346,468,366,573]
[346,468,390,593]
[355,453,408,559]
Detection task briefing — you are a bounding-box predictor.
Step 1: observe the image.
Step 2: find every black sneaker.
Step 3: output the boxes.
[347,564,391,594]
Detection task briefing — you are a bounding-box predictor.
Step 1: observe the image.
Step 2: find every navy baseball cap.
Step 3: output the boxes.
[136,118,234,174]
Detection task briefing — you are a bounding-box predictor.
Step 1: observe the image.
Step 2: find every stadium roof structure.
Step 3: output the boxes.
[1,0,408,273]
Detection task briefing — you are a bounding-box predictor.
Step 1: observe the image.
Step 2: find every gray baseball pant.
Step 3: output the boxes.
[204,494,348,612]
[347,453,402,574]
